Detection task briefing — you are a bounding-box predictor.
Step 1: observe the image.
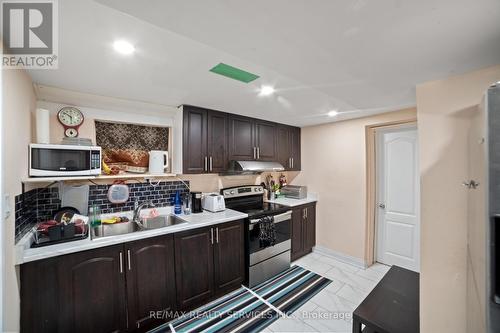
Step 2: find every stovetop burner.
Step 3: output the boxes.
[221,185,288,218]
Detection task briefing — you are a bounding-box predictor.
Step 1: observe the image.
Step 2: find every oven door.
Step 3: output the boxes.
[30,145,101,176]
[248,210,292,256]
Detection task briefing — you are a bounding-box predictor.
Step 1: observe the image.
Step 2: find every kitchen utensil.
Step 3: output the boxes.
[53,207,80,224]
[149,150,169,174]
[61,184,89,215]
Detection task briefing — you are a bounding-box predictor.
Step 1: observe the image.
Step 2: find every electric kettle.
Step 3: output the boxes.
[148,150,169,174]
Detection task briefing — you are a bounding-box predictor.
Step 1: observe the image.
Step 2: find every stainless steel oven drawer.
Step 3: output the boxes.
[249,240,291,266]
[249,250,291,287]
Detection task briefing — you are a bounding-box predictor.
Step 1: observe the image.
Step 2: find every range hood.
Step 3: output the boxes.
[227,160,285,174]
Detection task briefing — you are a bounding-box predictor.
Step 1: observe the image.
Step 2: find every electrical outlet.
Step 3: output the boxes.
[4,194,11,219]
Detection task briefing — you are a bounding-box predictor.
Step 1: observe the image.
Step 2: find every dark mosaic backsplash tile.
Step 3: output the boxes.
[14,180,189,242]
[88,181,190,214]
[15,187,61,243]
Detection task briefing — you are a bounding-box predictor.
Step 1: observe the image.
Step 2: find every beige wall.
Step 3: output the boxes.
[2,69,36,332]
[417,65,500,333]
[293,108,416,261]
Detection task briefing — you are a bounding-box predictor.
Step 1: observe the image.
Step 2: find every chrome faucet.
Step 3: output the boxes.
[133,200,156,226]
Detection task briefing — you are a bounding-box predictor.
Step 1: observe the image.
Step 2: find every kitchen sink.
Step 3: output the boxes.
[141,215,186,230]
[92,221,142,238]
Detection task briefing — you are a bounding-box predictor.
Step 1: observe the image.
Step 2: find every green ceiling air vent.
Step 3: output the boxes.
[209,63,259,83]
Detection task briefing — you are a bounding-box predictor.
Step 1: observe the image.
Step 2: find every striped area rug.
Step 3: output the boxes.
[149,265,331,333]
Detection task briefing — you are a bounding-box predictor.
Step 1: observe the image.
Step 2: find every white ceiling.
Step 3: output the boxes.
[28,0,500,126]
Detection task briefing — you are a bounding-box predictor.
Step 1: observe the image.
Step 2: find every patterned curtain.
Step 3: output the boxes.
[95,121,169,168]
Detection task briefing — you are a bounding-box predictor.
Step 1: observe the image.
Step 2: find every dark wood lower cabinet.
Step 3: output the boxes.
[125,236,176,331]
[291,203,317,261]
[174,227,215,310]
[214,220,245,296]
[174,220,245,311]
[21,221,245,332]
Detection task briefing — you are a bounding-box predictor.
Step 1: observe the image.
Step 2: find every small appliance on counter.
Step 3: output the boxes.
[281,185,308,199]
[202,193,226,212]
[191,192,203,213]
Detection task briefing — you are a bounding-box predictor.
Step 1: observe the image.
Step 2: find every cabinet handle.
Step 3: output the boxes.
[253,147,256,159]
[204,156,208,172]
[289,158,292,169]
[209,156,213,172]
[211,228,214,245]
[119,252,123,274]
[291,157,294,169]
[257,147,260,160]
[127,249,131,271]
[216,227,219,243]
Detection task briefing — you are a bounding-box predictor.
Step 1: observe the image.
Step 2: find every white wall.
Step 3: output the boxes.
[2,69,36,332]
[417,64,500,333]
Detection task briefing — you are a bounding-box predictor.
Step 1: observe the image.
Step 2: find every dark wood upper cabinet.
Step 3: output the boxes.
[228,115,255,161]
[291,203,316,261]
[214,220,245,296]
[277,125,301,171]
[183,106,208,173]
[58,245,127,333]
[254,120,277,161]
[174,227,215,310]
[207,111,229,172]
[125,235,176,331]
[289,126,301,171]
[183,106,229,174]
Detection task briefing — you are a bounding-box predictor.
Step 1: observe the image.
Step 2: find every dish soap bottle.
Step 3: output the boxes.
[174,190,182,215]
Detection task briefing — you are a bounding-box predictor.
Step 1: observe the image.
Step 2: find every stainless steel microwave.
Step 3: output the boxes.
[29,144,102,177]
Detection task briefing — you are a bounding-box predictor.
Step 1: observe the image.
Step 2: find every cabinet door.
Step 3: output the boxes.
[183,106,208,173]
[126,235,176,331]
[255,120,277,161]
[289,126,301,170]
[304,204,316,251]
[174,227,215,310]
[277,126,291,169]
[21,257,59,333]
[214,220,245,296]
[58,245,127,333]
[291,207,305,261]
[228,116,255,161]
[207,111,229,173]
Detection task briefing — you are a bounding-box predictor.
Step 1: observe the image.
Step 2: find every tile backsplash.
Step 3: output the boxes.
[88,180,190,214]
[15,180,190,242]
[15,187,61,243]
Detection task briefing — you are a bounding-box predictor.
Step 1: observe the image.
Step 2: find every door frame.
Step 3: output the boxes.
[364,118,417,266]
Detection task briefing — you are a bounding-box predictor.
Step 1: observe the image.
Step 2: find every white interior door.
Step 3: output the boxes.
[376,126,420,272]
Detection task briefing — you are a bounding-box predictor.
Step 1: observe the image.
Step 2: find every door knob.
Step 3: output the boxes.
[378,203,386,209]
[462,180,480,189]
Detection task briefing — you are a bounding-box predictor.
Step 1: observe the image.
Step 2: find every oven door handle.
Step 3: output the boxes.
[249,210,292,225]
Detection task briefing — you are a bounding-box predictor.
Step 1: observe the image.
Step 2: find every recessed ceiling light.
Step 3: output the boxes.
[259,85,275,96]
[113,40,135,55]
[328,110,339,117]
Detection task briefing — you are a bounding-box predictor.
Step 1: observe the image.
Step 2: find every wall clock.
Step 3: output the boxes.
[57,106,84,138]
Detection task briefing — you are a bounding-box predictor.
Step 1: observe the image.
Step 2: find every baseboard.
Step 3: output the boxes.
[313,245,368,269]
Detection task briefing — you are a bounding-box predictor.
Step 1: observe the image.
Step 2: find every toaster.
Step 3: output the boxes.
[202,194,226,212]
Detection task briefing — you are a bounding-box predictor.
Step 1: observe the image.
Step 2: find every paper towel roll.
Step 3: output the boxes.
[36,108,50,144]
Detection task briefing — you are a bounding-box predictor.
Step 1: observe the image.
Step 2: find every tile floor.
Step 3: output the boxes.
[264,252,391,333]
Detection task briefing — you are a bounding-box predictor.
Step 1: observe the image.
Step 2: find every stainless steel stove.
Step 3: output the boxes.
[222,185,292,287]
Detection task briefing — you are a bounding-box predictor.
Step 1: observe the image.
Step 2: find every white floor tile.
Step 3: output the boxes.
[267,316,318,332]
[309,289,357,313]
[323,266,377,292]
[323,278,345,294]
[336,284,370,306]
[302,306,352,333]
[369,262,391,273]
[294,257,333,275]
[355,266,388,282]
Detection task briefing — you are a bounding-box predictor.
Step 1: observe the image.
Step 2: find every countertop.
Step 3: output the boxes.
[15,207,247,265]
[266,193,318,207]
